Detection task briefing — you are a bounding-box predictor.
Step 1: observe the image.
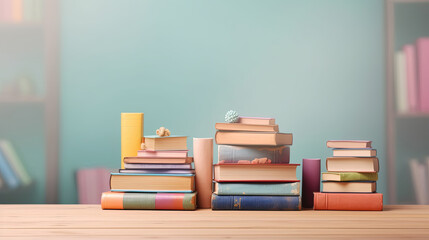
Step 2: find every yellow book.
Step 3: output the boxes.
[121,113,143,169]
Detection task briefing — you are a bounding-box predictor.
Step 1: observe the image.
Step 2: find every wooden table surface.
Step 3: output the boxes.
[1,205,429,239]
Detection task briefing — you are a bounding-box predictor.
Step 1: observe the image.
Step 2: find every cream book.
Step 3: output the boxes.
[326,140,372,149]
[326,157,379,172]
[332,148,376,157]
[144,135,187,151]
[215,132,292,146]
[322,181,376,193]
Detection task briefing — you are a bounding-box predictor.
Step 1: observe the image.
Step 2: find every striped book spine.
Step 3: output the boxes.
[211,194,301,210]
[215,182,300,196]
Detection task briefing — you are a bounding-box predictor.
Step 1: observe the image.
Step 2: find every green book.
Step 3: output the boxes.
[0,140,32,185]
[322,172,378,181]
[214,182,300,196]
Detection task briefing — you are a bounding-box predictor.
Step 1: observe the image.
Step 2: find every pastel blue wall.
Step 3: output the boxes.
[60,0,385,203]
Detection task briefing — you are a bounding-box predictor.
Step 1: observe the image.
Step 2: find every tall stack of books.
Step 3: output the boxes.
[211,117,301,210]
[314,140,383,211]
[101,135,197,210]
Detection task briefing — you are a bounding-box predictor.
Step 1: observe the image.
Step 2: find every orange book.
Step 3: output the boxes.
[313,192,383,211]
[11,0,22,22]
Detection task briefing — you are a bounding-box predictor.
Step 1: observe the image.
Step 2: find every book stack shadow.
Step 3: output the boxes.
[211,117,301,210]
[314,140,383,211]
[101,135,197,210]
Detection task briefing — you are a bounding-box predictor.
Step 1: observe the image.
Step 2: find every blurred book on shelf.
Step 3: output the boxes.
[0,139,32,192]
[409,158,429,204]
[0,0,43,23]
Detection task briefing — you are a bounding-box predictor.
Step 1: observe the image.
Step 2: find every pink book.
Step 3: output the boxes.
[137,150,188,158]
[404,45,419,112]
[77,168,110,204]
[417,38,429,112]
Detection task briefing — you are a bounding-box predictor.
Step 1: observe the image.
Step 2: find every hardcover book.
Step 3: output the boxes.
[119,169,195,174]
[332,148,377,157]
[215,132,293,146]
[215,123,279,132]
[238,117,275,125]
[124,157,193,164]
[211,194,301,210]
[144,135,187,151]
[326,140,372,149]
[218,145,290,164]
[137,150,188,158]
[326,157,379,172]
[101,192,197,210]
[322,172,378,181]
[214,182,300,196]
[322,181,376,193]
[124,163,192,170]
[395,51,408,113]
[110,173,195,192]
[417,38,429,112]
[313,192,383,211]
[214,164,299,182]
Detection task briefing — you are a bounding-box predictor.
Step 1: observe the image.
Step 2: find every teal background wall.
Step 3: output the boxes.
[60,0,385,203]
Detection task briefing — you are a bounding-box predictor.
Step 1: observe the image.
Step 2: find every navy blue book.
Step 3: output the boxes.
[211,194,301,210]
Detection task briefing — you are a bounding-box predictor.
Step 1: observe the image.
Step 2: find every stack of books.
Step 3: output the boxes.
[211,117,301,210]
[0,140,32,191]
[314,140,383,211]
[101,135,197,210]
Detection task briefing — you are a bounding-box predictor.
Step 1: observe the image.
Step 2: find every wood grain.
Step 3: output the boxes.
[0,205,429,239]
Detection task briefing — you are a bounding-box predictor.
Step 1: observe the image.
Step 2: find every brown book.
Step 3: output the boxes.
[110,173,195,192]
[322,181,376,193]
[144,135,187,150]
[326,157,379,172]
[332,148,376,157]
[215,132,292,146]
[313,192,383,211]
[238,117,275,125]
[326,140,372,149]
[215,123,279,132]
[124,157,193,164]
[214,164,299,182]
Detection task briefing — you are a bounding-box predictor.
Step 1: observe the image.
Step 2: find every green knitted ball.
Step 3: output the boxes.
[225,110,239,123]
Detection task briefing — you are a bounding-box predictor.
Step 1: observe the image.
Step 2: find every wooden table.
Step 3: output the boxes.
[1,205,429,239]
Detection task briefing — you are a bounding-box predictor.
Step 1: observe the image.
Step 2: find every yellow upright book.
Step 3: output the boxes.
[121,113,143,169]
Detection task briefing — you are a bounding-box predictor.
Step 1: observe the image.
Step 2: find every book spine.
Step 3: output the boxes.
[0,149,20,188]
[313,192,383,211]
[121,113,143,169]
[216,182,300,196]
[395,51,408,113]
[0,141,31,185]
[211,194,301,210]
[339,172,378,181]
[218,145,290,164]
[417,38,429,112]
[404,45,419,112]
[101,192,196,210]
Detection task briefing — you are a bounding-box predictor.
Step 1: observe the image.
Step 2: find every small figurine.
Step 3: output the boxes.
[156,127,171,137]
[225,110,239,123]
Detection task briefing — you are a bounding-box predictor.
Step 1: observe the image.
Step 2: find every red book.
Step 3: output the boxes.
[313,192,383,211]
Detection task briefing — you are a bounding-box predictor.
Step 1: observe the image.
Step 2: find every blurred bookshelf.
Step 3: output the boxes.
[386,0,429,204]
[0,0,59,203]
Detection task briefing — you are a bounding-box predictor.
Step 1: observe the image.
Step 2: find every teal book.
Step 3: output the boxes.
[322,172,378,181]
[211,194,301,210]
[214,182,300,196]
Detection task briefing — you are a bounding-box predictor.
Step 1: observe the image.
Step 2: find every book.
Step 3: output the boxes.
[77,168,110,204]
[238,117,275,125]
[404,44,419,111]
[0,148,19,189]
[211,194,301,210]
[144,135,187,151]
[101,192,197,210]
[322,172,378,181]
[137,150,188,158]
[326,157,379,172]
[332,148,377,157]
[410,159,428,204]
[215,123,279,132]
[215,132,293,146]
[0,140,31,185]
[124,163,192,170]
[218,145,290,164]
[326,140,372,149]
[417,38,429,112]
[214,164,299,182]
[322,181,376,193]
[395,51,408,113]
[110,173,195,192]
[121,113,143,169]
[313,192,383,211]
[119,169,195,174]
[213,182,300,195]
[124,156,193,164]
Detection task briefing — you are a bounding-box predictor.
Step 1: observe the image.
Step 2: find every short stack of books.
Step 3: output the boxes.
[314,140,383,211]
[101,135,197,210]
[212,117,301,210]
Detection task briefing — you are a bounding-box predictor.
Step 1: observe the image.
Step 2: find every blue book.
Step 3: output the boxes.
[211,194,301,210]
[0,149,20,189]
[218,145,290,164]
[214,182,300,196]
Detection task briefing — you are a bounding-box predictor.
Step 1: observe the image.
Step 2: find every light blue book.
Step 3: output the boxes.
[0,149,20,189]
[214,182,300,196]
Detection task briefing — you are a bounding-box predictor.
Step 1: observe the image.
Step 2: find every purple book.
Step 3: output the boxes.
[124,163,192,170]
[302,158,321,208]
[119,169,195,174]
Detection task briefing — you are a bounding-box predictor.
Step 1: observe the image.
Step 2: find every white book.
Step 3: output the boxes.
[410,159,428,204]
[395,51,408,113]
